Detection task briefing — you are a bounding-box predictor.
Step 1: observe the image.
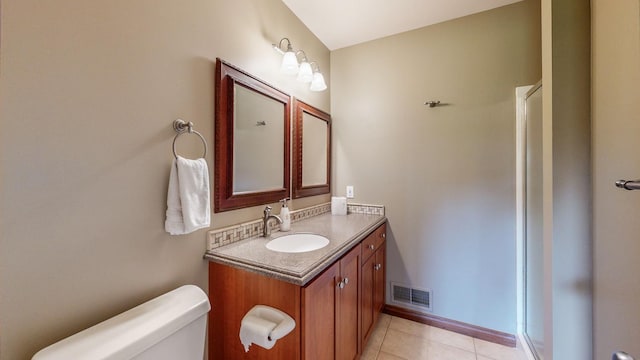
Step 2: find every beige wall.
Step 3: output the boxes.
[592,0,640,358]
[541,0,592,358]
[331,0,541,334]
[0,1,329,358]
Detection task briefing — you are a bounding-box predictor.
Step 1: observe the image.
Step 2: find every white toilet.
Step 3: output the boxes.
[32,285,210,360]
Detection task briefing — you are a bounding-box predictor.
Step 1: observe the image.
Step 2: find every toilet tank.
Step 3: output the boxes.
[32,285,211,360]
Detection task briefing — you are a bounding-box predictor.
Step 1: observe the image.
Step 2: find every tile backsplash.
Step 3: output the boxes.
[207,202,384,251]
[347,203,385,216]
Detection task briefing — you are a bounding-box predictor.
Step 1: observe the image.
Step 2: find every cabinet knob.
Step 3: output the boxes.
[375,264,382,271]
[337,277,349,289]
[368,244,375,250]
[381,233,386,238]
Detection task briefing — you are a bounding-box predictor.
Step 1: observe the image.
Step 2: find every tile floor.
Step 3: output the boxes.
[361,314,529,360]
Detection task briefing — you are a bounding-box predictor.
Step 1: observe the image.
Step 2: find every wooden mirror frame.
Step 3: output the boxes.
[214,58,291,212]
[292,98,331,199]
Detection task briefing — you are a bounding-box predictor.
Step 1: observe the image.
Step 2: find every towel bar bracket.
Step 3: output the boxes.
[615,179,640,191]
[173,119,194,133]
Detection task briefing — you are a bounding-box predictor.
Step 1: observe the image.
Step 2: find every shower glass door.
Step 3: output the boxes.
[524,83,544,359]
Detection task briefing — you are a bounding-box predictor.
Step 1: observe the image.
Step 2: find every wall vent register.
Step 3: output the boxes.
[391,283,432,311]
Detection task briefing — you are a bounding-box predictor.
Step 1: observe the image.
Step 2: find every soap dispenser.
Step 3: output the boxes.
[279,198,291,231]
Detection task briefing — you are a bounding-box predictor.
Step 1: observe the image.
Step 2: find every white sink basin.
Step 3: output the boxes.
[266,234,330,253]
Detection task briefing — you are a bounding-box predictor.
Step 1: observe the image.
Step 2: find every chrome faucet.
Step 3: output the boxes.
[262,206,282,237]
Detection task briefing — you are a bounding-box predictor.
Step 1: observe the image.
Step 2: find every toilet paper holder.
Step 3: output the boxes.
[239,305,296,352]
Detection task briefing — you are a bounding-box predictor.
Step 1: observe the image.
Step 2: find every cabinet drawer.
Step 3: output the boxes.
[361,223,386,261]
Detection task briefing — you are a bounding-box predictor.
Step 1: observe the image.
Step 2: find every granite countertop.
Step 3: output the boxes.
[204,213,387,286]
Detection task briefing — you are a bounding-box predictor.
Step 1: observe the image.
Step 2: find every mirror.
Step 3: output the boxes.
[215,58,291,212]
[292,99,331,198]
[233,85,284,193]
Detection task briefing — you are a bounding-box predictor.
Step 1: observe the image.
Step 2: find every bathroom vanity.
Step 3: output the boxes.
[205,213,386,360]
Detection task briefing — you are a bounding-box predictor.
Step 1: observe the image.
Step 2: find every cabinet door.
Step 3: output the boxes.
[361,253,376,345]
[336,244,361,360]
[373,244,385,315]
[302,261,339,360]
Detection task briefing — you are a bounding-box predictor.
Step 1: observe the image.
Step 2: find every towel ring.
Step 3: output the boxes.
[172,119,207,159]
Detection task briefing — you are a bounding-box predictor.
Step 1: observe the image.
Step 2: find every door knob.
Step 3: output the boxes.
[613,351,635,360]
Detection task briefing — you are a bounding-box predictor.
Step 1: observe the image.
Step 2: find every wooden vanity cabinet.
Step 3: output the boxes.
[208,222,386,360]
[361,223,387,347]
[302,243,361,360]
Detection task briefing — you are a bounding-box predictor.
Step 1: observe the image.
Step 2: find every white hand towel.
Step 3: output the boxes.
[165,156,211,235]
[165,159,185,235]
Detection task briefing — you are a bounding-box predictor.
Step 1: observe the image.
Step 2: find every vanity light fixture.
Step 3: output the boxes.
[272,37,328,91]
[309,62,327,92]
[273,38,299,75]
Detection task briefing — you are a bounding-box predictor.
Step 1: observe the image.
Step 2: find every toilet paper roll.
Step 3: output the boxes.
[239,305,296,353]
[239,315,277,352]
[331,196,347,215]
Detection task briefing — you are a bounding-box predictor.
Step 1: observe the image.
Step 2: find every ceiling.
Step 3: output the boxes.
[281,0,524,50]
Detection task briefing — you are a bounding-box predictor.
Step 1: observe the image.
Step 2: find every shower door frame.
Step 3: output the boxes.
[516,82,543,360]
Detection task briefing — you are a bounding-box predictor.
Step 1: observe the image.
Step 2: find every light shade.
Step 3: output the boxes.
[310,72,327,91]
[297,61,313,83]
[280,51,299,75]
